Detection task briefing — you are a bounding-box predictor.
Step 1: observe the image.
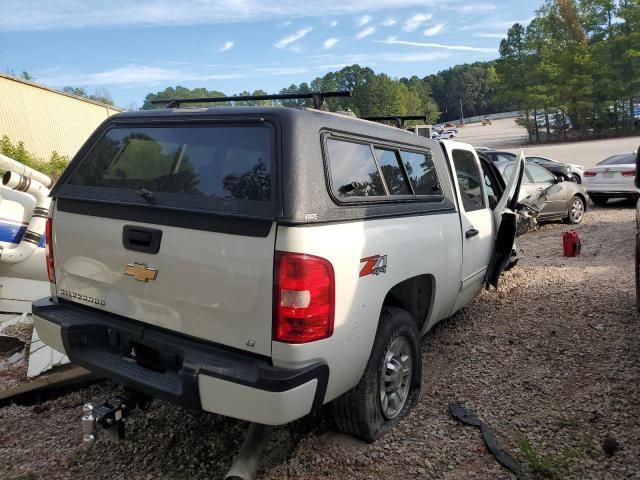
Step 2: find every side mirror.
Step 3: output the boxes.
[554,175,563,183]
[635,146,640,189]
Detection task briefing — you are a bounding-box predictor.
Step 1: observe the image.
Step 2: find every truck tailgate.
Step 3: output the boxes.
[53,209,276,356]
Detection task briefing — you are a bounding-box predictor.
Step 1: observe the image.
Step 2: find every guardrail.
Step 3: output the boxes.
[448,111,520,126]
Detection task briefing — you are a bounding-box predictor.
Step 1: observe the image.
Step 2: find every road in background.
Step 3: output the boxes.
[454,117,527,148]
[507,137,640,168]
[454,117,640,168]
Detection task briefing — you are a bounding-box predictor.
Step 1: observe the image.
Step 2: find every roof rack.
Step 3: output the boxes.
[151,90,352,110]
[363,115,429,129]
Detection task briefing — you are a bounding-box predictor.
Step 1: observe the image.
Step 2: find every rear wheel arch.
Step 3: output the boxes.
[332,306,422,442]
[575,193,588,211]
[381,274,435,332]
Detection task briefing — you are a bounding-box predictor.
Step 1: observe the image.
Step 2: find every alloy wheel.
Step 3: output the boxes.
[379,337,412,419]
[570,197,584,223]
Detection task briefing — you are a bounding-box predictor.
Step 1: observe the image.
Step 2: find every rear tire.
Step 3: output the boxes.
[332,307,421,443]
[591,196,609,206]
[572,173,581,184]
[565,196,585,224]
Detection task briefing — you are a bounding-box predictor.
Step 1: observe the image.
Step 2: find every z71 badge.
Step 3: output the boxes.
[359,255,387,277]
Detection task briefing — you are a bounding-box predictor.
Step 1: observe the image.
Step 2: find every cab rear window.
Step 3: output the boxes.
[67,125,272,202]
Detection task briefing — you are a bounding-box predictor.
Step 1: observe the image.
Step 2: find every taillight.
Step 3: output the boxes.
[273,252,335,343]
[45,218,55,283]
[622,170,636,177]
[584,171,597,177]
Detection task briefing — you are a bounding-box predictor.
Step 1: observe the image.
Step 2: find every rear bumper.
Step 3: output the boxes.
[32,297,328,425]
[586,184,639,198]
[587,190,638,199]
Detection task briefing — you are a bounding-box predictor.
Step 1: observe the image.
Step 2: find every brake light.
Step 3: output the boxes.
[584,171,597,177]
[622,170,636,177]
[273,252,335,343]
[45,218,55,283]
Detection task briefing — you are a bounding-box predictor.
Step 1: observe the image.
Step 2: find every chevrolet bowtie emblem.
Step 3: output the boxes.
[125,263,158,283]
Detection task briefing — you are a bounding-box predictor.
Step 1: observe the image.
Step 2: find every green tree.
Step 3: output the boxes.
[63,86,115,106]
[617,0,640,130]
[141,86,226,109]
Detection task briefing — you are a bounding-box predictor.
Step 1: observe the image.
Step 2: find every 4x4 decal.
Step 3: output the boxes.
[359,255,387,277]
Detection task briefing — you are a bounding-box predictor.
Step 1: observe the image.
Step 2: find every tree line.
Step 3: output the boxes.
[141,0,639,140]
[497,0,640,142]
[142,66,441,124]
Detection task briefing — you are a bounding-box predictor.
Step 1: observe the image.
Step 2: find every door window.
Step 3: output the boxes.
[453,150,485,211]
[495,152,517,162]
[482,169,502,210]
[527,163,555,184]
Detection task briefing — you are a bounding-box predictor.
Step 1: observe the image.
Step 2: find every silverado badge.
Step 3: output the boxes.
[125,263,158,283]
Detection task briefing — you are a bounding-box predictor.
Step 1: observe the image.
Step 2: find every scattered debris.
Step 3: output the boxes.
[602,435,620,457]
[1,313,83,398]
[449,401,525,479]
[26,326,69,378]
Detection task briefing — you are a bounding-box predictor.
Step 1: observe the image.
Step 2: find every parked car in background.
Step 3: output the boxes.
[527,155,585,184]
[482,150,575,183]
[584,151,639,205]
[493,160,588,224]
[438,130,457,140]
[533,111,573,130]
[432,129,457,140]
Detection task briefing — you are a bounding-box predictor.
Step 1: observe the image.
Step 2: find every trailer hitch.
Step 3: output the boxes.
[82,389,152,444]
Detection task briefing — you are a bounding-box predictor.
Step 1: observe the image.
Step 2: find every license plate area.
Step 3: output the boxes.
[127,342,166,373]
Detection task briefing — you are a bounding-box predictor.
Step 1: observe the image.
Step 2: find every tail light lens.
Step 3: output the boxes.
[584,171,597,177]
[45,218,56,283]
[273,252,334,343]
[622,170,636,177]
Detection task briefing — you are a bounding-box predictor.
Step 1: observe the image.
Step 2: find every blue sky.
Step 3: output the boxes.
[0,1,539,109]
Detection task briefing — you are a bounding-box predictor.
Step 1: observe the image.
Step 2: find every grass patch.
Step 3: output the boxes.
[0,135,69,180]
[516,435,571,479]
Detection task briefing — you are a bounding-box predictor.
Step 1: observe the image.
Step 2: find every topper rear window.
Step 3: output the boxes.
[57,123,275,217]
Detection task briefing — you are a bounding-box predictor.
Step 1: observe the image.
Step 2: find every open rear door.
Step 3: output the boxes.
[486,150,525,289]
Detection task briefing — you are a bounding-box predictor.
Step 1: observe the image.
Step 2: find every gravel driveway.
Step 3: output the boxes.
[1,204,639,480]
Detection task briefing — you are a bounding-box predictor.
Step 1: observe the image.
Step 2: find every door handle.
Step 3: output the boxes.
[123,225,163,254]
[465,228,479,238]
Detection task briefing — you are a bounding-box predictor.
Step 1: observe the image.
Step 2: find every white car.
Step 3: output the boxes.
[584,151,638,205]
[436,129,457,140]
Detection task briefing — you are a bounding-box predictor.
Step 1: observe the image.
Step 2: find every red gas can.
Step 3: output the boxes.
[563,231,581,257]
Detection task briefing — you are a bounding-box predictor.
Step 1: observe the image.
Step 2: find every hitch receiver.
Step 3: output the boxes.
[82,389,152,444]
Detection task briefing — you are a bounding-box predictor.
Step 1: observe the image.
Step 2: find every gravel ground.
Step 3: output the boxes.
[1,203,639,480]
